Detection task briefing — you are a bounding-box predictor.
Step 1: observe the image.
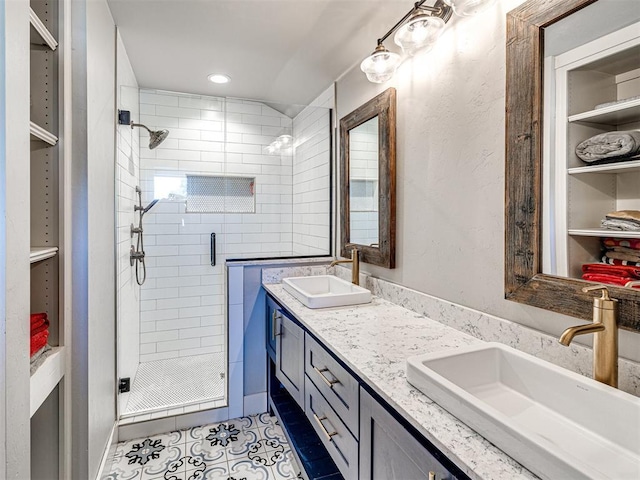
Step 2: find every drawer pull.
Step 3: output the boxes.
[313,366,340,388]
[313,413,338,442]
[429,473,436,480]
[271,310,281,341]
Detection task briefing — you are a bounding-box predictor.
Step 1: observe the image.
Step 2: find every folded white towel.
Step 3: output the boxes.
[576,130,640,163]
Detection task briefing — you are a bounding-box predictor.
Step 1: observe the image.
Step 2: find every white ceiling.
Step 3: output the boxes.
[107,0,409,110]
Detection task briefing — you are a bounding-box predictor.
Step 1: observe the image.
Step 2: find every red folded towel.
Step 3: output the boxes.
[602,238,640,250]
[582,263,640,278]
[30,329,49,357]
[582,273,640,288]
[30,313,50,335]
[31,323,49,337]
[30,312,47,325]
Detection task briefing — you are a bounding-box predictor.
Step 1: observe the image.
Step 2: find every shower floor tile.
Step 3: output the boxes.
[124,353,226,417]
[103,413,301,480]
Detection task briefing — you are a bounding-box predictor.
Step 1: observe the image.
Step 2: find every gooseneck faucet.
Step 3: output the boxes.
[329,246,360,285]
[559,285,618,388]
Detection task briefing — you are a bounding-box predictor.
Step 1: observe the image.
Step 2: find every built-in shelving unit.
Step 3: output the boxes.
[546,22,640,278]
[29,0,67,477]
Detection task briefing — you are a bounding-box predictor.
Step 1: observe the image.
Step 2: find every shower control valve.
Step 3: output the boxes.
[130,246,145,266]
[130,223,143,237]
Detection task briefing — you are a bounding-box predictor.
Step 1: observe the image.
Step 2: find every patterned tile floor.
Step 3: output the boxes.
[103,413,302,480]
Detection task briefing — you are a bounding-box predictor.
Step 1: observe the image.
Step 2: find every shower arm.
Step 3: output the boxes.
[131,122,152,134]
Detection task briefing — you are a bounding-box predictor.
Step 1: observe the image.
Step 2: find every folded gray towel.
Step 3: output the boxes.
[576,130,640,162]
[601,218,640,231]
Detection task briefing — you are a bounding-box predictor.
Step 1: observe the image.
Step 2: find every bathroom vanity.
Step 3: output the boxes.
[263,283,542,480]
[265,290,468,480]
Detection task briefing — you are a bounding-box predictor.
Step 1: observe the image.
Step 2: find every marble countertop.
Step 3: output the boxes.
[263,283,538,480]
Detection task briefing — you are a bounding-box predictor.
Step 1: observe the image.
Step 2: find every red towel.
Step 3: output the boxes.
[582,273,640,288]
[30,329,49,357]
[30,313,49,335]
[582,263,640,278]
[31,323,49,336]
[602,238,640,250]
[30,312,48,325]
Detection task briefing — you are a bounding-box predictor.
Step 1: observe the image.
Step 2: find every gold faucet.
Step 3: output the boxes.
[330,246,360,285]
[559,285,618,388]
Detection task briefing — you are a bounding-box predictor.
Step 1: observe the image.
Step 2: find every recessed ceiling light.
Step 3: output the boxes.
[208,74,231,84]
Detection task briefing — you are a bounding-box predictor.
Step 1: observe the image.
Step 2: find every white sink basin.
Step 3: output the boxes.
[406,343,640,480]
[282,275,371,309]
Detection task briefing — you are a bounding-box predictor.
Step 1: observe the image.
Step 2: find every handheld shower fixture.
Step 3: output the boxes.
[130,187,160,285]
[118,110,169,150]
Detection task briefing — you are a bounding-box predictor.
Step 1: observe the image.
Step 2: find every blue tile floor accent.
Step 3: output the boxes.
[103,413,302,480]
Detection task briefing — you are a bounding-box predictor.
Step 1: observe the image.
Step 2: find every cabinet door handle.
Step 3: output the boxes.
[313,366,340,388]
[271,311,281,341]
[312,413,338,442]
[429,472,436,480]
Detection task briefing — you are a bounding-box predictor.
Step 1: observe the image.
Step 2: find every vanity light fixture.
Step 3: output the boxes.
[208,73,231,84]
[265,134,294,155]
[361,0,496,83]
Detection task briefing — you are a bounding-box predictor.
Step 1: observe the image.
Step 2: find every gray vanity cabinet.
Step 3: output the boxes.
[275,309,305,408]
[360,389,456,480]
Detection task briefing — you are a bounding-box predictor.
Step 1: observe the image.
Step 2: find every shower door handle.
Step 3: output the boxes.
[210,233,216,266]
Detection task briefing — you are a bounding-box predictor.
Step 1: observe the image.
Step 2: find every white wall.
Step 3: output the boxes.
[137,91,294,361]
[86,0,116,476]
[335,0,640,362]
[292,86,333,255]
[115,33,140,415]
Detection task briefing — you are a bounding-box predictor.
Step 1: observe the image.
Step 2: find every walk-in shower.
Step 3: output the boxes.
[115,84,332,423]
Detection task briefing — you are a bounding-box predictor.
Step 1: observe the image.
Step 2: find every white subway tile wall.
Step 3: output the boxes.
[348,116,379,245]
[292,86,333,255]
[135,89,331,361]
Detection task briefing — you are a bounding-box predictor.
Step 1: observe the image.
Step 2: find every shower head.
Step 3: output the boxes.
[131,122,170,150]
[149,129,169,150]
[143,199,159,214]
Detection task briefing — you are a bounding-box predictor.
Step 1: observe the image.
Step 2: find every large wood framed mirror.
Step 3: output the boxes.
[340,88,396,268]
[505,0,640,331]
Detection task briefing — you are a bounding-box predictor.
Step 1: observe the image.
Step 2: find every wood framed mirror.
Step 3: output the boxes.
[340,88,396,268]
[505,0,640,331]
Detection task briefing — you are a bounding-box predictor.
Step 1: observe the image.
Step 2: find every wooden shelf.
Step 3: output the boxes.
[29,8,58,51]
[568,98,640,125]
[568,228,640,239]
[30,121,58,146]
[30,247,58,264]
[568,159,640,175]
[30,346,65,417]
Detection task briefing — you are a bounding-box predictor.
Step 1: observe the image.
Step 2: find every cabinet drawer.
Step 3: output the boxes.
[305,376,359,480]
[305,334,359,437]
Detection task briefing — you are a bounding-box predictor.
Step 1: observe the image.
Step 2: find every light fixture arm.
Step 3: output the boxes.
[376,0,452,45]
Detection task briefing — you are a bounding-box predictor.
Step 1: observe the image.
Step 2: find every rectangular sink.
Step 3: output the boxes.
[406,343,640,480]
[282,275,371,309]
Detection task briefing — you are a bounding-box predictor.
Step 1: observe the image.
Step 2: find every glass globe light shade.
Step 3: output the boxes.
[277,135,293,147]
[442,0,497,17]
[394,14,445,56]
[360,45,402,84]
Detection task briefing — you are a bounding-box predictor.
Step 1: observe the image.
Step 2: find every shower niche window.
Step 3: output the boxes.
[186,175,256,213]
